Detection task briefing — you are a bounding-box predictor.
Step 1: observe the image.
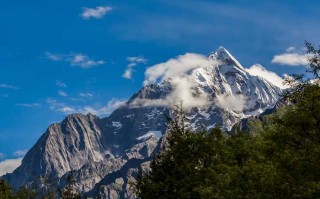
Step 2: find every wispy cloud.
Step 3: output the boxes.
[79,92,94,98]
[0,84,18,90]
[81,6,113,20]
[45,52,105,68]
[127,57,148,63]
[58,90,68,97]
[0,158,22,176]
[46,98,126,116]
[13,150,27,157]
[16,103,41,108]
[122,56,147,79]
[56,80,67,88]
[271,47,310,66]
[58,106,75,114]
[46,98,65,111]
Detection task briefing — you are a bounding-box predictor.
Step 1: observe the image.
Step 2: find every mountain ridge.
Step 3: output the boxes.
[2,47,283,198]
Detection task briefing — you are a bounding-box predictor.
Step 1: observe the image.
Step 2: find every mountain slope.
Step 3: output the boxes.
[2,47,283,198]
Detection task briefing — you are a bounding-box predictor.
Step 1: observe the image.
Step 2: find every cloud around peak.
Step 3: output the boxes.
[134,49,288,111]
[131,76,211,110]
[143,53,216,85]
[130,53,221,110]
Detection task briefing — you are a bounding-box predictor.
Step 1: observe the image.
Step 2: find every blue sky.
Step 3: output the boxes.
[0,0,319,161]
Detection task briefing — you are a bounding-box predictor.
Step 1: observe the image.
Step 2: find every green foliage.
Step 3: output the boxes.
[14,187,36,199]
[136,117,232,198]
[0,179,14,199]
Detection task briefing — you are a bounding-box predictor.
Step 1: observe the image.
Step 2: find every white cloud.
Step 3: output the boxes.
[215,94,247,111]
[286,47,296,53]
[59,106,75,114]
[130,53,222,110]
[16,103,41,108]
[245,64,288,89]
[56,80,67,88]
[127,57,147,63]
[122,69,133,79]
[271,47,311,66]
[58,90,68,97]
[46,97,127,116]
[81,6,113,20]
[45,52,105,68]
[0,84,18,90]
[0,158,22,176]
[122,56,147,79]
[144,53,217,85]
[13,150,27,157]
[46,53,60,61]
[131,76,211,110]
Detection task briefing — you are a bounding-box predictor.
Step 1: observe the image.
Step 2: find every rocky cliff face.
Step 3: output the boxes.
[2,47,283,198]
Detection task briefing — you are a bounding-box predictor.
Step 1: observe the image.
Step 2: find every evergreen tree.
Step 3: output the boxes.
[14,187,37,199]
[0,179,14,199]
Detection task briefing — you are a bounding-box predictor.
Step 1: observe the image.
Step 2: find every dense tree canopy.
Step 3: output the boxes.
[0,179,14,199]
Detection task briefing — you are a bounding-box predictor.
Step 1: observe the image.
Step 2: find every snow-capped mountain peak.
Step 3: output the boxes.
[210,46,245,70]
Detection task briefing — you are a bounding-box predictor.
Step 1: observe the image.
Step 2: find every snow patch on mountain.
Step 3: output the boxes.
[245,64,288,89]
[112,121,122,129]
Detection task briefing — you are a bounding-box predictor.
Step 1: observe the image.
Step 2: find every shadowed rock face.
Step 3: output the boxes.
[2,47,283,198]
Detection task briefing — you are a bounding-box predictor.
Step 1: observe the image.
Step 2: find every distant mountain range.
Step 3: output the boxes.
[2,47,283,198]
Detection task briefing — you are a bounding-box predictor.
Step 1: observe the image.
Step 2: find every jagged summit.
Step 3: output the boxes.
[215,46,230,54]
[209,46,245,70]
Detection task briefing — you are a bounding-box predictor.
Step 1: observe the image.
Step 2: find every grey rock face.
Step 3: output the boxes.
[3,47,283,198]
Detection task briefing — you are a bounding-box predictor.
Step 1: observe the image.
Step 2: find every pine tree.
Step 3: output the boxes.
[0,179,14,199]
[14,187,37,199]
